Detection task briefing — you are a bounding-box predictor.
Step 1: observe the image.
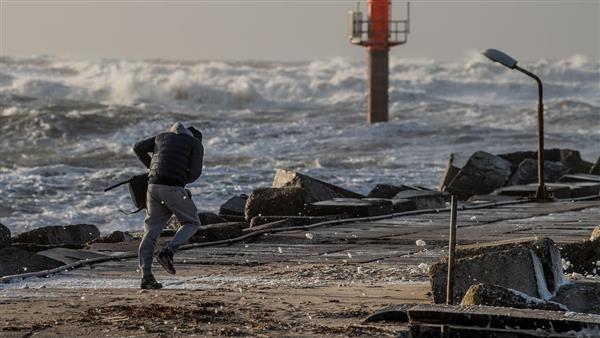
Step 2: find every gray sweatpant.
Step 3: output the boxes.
[139,184,201,276]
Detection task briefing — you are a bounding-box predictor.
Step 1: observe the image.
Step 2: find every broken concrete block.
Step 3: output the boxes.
[0,223,10,249]
[461,283,566,311]
[393,190,449,210]
[456,237,566,295]
[305,198,393,218]
[493,184,571,199]
[591,224,600,242]
[0,246,64,277]
[191,222,245,243]
[36,247,108,264]
[245,187,315,221]
[272,169,363,201]
[367,184,419,198]
[559,240,600,276]
[363,198,416,213]
[439,153,468,192]
[430,247,549,304]
[559,173,600,183]
[506,159,571,186]
[444,151,512,200]
[14,224,100,247]
[551,280,600,314]
[219,194,248,216]
[557,149,593,174]
[363,304,413,323]
[590,156,600,175]
[547,182,600,198]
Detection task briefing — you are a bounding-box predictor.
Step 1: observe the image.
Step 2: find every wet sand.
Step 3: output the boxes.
[1,262,429,337]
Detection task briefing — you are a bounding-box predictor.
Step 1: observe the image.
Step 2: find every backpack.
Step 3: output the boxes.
[104,173,149,214]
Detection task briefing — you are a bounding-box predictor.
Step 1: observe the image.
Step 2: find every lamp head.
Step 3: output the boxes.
[483,48,518,69]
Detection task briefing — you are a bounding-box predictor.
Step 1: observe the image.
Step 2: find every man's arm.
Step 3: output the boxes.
[187,141,204,183]
[133,137,156,169]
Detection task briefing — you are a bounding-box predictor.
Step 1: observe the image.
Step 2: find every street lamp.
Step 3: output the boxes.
[482,48,548,200]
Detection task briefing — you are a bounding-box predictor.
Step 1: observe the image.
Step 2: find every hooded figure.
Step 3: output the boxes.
[133,122,204,289]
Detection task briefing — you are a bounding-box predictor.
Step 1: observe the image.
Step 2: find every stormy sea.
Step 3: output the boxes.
[0,54,598,235]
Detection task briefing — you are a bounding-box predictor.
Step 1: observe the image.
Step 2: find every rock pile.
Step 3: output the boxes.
[154,169,450,245]
[440,148,599,200]
[0,223,103,278]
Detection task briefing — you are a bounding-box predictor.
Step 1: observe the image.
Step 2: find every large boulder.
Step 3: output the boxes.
[559,240,600,276]
[461,283,566,311]
[245,187,315,221]
[0,246,64,277]
[14,224,100,248]
[219,194,248,216]
[498,151,536,172]
[272,169,363,201]
[190,222,245,243]
[554,149,593,174]
[305,198,393,218]
[0,223,10,248]
[456,238,566,295]
[505,159,571,186]
[499,149,592,174]
[441,151,512,200]
[591,156,600,175]
[392,190,449,210]
[430,247,550,304]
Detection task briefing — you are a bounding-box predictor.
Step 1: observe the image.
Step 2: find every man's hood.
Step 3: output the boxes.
[169,122,192,136]
[187,126,203,142]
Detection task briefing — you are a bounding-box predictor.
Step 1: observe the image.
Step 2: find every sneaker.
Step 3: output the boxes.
[156,247,176,275]
[141,275,163,289]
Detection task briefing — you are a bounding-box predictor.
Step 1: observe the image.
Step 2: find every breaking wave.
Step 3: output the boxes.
[0,54,598,234]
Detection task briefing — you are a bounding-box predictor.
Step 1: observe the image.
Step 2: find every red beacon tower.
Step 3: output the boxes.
[349,1,410,123]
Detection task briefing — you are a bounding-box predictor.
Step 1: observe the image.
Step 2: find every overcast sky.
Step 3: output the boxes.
[1,0,599,62]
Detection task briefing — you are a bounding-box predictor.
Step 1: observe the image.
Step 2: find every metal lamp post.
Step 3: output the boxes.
[482,48,548,200]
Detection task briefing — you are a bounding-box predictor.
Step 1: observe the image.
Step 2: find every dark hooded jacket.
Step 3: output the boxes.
[133,123,204,187]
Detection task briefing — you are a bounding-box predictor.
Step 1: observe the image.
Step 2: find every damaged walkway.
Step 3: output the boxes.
[1,199,599,337]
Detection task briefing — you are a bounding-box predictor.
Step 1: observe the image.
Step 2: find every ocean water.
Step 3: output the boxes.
[0,54,598,235]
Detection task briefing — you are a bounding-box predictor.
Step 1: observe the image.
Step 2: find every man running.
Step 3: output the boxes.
[133,122,204,289]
